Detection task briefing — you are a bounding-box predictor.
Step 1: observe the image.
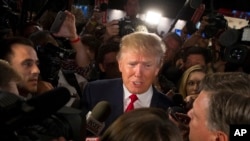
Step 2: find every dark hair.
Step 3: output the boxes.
[199,72,250,135]
[181,46,211,64]
[100,108,183,141]
[97,42,120,64]
[80,34,101,60]
[0,36,34,62]
[164,32,183,47]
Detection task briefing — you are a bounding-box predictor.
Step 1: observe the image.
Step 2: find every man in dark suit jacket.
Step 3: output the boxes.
[81,32,174,133]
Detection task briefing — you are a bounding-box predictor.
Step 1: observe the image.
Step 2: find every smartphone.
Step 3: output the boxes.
[168,107,191,125]
[50,11,67,33]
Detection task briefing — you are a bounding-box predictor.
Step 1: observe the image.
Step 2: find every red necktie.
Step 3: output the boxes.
[125,94,138,112]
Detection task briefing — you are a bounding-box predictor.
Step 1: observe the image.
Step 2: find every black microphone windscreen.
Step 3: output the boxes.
[27,87,71,117]
[190,0,203,9]
[91,101,111,122]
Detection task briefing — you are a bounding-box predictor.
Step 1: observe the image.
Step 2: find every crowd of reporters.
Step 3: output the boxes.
[0,0,250,141]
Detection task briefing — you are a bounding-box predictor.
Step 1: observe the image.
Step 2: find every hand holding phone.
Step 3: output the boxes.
[50,11,67,33]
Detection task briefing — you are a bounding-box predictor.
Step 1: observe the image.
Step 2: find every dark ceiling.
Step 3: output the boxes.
[106,0,250,20]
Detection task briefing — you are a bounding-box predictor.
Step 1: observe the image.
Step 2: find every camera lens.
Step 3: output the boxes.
[229,48,243,61]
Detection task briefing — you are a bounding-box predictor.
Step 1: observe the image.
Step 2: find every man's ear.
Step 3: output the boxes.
[216,131,228,141]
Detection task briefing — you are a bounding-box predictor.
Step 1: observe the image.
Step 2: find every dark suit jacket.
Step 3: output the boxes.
[81,78,174,133]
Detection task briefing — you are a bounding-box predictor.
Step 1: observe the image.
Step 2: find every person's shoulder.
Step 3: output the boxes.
[88,78,122,86]
[153,88,174,106]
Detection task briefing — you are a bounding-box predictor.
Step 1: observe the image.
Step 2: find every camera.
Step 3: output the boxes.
[118,17,148,37]
[0,88,85,141]
[203,13,227,38]
[219,25,250,73]
[35,43,75,86]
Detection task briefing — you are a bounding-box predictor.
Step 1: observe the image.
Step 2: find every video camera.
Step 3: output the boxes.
[203,13,228,38]
[219,25,250,73]
[35,43,75,86]
[118,17,148,37]
[0,87,85,141]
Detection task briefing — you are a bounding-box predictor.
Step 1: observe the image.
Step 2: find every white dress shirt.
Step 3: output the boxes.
[123,84,153,111]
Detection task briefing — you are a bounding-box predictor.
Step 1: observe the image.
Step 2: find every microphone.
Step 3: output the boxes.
[86,101,111,137]
[26,87,71,121]
[168,0,203,33]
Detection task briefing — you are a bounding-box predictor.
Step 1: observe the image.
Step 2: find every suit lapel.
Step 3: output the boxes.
[150,87,160,107]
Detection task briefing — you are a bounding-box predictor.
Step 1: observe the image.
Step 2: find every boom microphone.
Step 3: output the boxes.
[86,101,111,136]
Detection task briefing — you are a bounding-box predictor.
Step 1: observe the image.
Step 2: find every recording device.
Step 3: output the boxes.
[50,11,67,33]
[94,2,108,12]
[86,101,111,136]
[203,13,227,38]
[118,17,148,37]
[168,107,191,125]
[218,25,250,73]
[36,43,74,60]
[36,43,75,86]
[168,94,191,125]
[0,87,85,141]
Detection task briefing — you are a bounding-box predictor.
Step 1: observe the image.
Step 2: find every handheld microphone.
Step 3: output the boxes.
[86,101,111,136]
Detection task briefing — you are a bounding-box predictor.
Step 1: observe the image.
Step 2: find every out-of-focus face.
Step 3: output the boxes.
[184,54,206,70]
[9,44,40,94]
[188,91,217,141]
[99,51,121,79]
[163,36,181,63]
[124,0,139,18]
[186,71,205,96]
[118,50,160,94]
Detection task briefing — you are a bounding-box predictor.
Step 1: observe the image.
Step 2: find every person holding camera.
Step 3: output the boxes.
[103,0,148,42]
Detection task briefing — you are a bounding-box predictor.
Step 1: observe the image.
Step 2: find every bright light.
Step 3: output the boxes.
[145,11,162,25]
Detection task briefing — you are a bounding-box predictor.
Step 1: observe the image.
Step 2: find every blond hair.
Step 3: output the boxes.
[179,64,208,98]
[117,32,166,66]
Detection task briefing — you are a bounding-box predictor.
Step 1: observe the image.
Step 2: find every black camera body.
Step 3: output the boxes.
[0,89,85,141]
[35,43,75,86]
[203,13,227,38]
[219,25,250,73]
[118,17,148,37]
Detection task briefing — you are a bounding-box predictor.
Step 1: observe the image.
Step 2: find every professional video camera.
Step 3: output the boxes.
[203,13,228,38]
[118,17,148,37]
[35,43,75,86]
[36,43,75,60]
[219,24,250,73]
[0,87,85,141]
